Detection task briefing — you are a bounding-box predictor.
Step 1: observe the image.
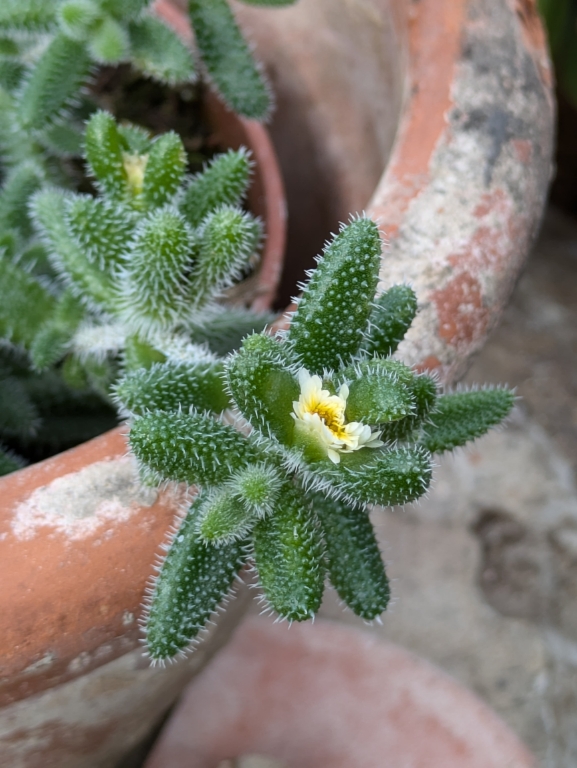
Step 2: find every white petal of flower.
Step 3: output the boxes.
[292,367,383,461]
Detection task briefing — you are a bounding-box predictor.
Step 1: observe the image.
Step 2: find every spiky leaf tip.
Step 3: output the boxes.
[253,482,325,621]
[0,0,57,33]
[189,0,271,120]
[362,284,418,357]
[88,16,129,64]
[226,332,299,444]
[380,372,437,443]
[30,188,115,311]
[421,388,515,454]
[188,205,261,309]
[319,445,433,508]
[128,14,196,85]
[115,360,230,416]
[196,486,255,544]
[17,33,91,130]
[288,218,382,374]
[84,110,129,202]
[129,410,259,486]
[196,463,281,544]
[344,370,415,425]
[120,206,195,332]
[57,0,100,41]
[314,492,390,620]
[0,161,43,238]
[65,195,135,273]
[141,131,186,209]
[145,495,248,660]
[180,148,252,229]
[0,256,55,348]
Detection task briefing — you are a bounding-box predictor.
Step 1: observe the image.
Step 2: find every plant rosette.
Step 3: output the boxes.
[119,217,515,662]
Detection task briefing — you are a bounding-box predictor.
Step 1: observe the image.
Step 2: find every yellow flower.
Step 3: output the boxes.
[123,152,148,197]
[292,368,383,464]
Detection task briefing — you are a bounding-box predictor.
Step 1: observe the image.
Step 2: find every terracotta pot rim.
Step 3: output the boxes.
[144,616,536,768]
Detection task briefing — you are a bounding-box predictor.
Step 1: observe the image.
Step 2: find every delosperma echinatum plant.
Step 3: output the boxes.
[117,216,515,661]
[27,110,270,383]
[1,106,271,473]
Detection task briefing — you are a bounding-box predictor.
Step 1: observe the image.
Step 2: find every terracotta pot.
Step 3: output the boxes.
[143,617,535,768]
[0,5,286,767]
[234,0,554,383]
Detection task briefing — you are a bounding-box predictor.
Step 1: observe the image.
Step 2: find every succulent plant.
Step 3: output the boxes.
[0,106,271,474]
[27,109,270,385]
[118,216,515,661]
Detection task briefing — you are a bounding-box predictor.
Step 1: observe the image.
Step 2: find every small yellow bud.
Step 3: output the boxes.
[122,152,148,198]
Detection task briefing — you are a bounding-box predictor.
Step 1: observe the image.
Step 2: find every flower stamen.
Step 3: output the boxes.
[292,368,383,463]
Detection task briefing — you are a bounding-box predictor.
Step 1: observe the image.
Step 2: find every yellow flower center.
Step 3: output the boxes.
[292,368,383,464]
[123,152,148,197]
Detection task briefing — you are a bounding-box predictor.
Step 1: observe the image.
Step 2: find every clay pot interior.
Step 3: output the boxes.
[230,0,407,307]
[144,617,535,768]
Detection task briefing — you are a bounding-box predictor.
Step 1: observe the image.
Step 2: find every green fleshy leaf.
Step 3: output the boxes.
[196,486,256,544]
[314,492,390,620]
[115,360,230,415]
[30,325,72,370]
[145,494,248,660]
[141,131,186,209]
[84,110,129,202]
[226,333,299,444]
[117,122,151,154]
[180,149,251,230]
[188,205,261,310]
[231,462,282,516]
[30,289,84,370]
[88,16,129,64]
[198,462,282,544]
[0,59,26,92]
[123,335,166,371]
[380,373,437,443]
[288,218,382,374]
[420,389,514,454]
[39,121,84,157]
[100,0,151,21]
[319,445,433,507]
[345,369,415,425]
[0,0,56,32]
[17,33,91,130]
[362,284,417,358]
[0,255,55,347]
[189,0,271,119]
[65,195,135,273]
[129,410,259,486]
[121,206,194,331]
[58,0,100,41]
[31,188,116,310]
[0,161,43,238]
[128,14,195,85]
[253,482,325,621]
